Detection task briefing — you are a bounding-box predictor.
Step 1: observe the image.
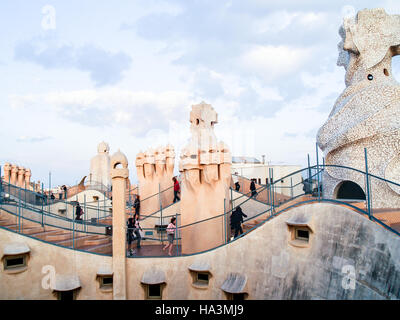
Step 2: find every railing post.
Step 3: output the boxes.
[223,198,226,244]
[84,194,86,233]
[159,183,163,244]
[230,187,233,213]
[72,206,75,249]
[0,165,2,207]
[271,168,275,213]
[364,148,372,220]
[307,154,311,195]
[175,212,179,256]
[18,186,21,233]
[268,168,271,207]
[316,143,320,201]
[268,168,271,210]
[290,177,293,198]
[322,157,325,198]
[48,171,51,213]
[103,192,106,219]
[41,182,44,226]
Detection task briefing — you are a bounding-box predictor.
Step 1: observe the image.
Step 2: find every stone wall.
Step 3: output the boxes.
[1,202,399,299]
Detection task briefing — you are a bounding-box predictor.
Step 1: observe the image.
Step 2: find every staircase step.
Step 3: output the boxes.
[53,234,96,247]
[21,226,46,235]
[0,223,18,229]
[83,236,111,246]
[45,232,76,242]
[33,230,70,240]
[78,242,112,254]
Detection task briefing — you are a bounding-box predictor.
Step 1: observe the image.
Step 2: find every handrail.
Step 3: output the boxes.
[2,159,400,258]
[0,204,108,236]
[0,224,111,257]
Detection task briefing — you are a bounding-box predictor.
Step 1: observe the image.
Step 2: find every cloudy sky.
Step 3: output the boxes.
[1,0,399,187]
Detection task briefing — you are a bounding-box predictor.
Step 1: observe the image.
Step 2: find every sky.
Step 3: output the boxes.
[1,0,399,187]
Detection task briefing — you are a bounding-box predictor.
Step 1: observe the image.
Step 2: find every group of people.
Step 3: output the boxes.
[127,192,177,256]
[127,212,142,256]
[233,175,258,198]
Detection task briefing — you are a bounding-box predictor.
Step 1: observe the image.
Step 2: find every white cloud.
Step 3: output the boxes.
[249,80,283,102]
[253,11,298,34]
[298,12,327,26]
[253,11,328,35]
[16,135,52,143]
[241,45,314,81]
[9,88,195,135]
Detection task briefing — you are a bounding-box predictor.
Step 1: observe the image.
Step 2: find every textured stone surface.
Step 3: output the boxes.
[317,8,400,208]
[135,144,175,217]
[2,242,30,256]
[179,102,232,254]
[2,163,32,190]
[89,141,111,188]
[1,202,400,299]
[52,274,81,291]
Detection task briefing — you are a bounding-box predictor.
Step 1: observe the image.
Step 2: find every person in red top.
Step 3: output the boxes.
[172,177,180,203]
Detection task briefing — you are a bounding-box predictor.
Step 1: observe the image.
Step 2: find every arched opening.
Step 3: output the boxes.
[392,55,400,82]
[114,162,122,169]
[336,181,366,200]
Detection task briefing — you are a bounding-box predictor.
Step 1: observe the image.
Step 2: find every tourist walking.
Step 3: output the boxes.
[127,216,135,256]
[250,180,257,198]
[133,195,140,216]
[62,185,67,199]
[172,177,180,203]
[75,202,83,220]
[233,175,240,192]
[230,206,247,238]
[163,217,177,256]
[235,181,240,192]
[133,213,142,249]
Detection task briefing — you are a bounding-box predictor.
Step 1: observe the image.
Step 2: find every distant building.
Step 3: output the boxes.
[231,156,303,197]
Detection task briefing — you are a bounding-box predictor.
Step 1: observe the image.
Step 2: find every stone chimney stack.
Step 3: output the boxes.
[110,150,129,300]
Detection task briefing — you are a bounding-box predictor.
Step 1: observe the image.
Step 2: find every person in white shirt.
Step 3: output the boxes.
[162,217,177,256]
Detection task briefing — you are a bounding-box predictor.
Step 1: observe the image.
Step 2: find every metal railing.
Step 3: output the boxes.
[2,145,400,259]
